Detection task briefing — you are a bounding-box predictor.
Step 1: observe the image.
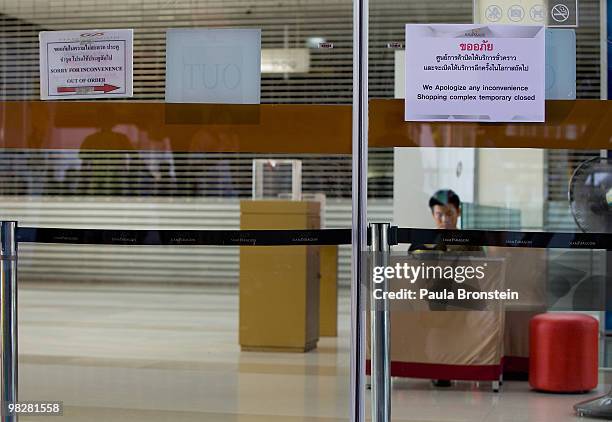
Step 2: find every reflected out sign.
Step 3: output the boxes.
[183,55,242,91]
[165,28,261,104]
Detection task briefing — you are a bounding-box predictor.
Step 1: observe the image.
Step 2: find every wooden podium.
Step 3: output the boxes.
[319,245,338,337]
[239,200,321,352]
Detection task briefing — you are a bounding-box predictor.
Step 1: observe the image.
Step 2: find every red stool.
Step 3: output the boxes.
[529,313,598,393]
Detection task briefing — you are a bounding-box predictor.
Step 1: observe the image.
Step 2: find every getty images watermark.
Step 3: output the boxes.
[361,248,610,312]
[363,252,516,311]
[372,260,518,302]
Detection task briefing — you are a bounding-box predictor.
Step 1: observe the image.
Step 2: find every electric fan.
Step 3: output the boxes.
[571,157,612,419]
[569,157,612,233]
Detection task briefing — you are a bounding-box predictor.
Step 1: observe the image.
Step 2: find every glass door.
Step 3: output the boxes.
[364,0,611,421]
[0,1,355,420]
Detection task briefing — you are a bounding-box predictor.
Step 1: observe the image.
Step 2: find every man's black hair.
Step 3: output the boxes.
[429,189,461,212]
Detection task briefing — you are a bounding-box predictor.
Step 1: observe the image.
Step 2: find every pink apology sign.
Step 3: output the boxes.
[404,24,545,123]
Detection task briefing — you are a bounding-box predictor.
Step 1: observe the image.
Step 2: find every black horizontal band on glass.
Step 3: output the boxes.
[14,227,611,250]
[395,228,611,251]
[16,227,353,246]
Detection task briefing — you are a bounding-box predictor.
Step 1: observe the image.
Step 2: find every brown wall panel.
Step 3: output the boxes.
[0,101,353,154]
[369,99,611,150]
[0,100,609,153]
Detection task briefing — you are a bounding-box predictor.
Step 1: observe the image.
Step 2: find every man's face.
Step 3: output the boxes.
[432,204,459,230]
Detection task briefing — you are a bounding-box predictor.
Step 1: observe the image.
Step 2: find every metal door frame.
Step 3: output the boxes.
[350,0,369,421]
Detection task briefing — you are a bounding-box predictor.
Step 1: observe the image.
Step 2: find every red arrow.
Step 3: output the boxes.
[57,84,120,94]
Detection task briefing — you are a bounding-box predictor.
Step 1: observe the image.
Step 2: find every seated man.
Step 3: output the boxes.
[410,189,461,251]
[409,189,482,388]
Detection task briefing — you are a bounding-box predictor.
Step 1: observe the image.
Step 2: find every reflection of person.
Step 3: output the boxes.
[141,123,177,196]
[78,121,136,196]
[186,111,240,197]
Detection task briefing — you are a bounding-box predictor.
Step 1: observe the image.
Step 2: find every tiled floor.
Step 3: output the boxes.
[17,283,609,421]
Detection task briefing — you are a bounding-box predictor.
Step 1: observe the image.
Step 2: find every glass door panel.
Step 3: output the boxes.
[366,1,610,421]
[0,1,354,420]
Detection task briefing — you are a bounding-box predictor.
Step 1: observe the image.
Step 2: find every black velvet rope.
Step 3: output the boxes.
[14,227,611,250]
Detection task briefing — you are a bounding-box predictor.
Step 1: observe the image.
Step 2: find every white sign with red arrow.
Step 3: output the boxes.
[39,29,133,100]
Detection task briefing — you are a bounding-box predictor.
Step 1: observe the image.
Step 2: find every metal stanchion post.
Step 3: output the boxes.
[370,223,390,422]
[1,222,17,422]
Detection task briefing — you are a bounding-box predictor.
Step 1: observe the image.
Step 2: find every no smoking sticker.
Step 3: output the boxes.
[476,1,577,27]
[39,29,134,100]
[547,0,578,27]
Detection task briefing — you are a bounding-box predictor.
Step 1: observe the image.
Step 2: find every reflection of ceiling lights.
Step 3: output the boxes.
[305,37,326,49]
[261,48,310,74]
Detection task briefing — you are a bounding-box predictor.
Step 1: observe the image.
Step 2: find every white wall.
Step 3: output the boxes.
[393,147,546,230]
[393,147,475,229]
[477,149,545,230]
